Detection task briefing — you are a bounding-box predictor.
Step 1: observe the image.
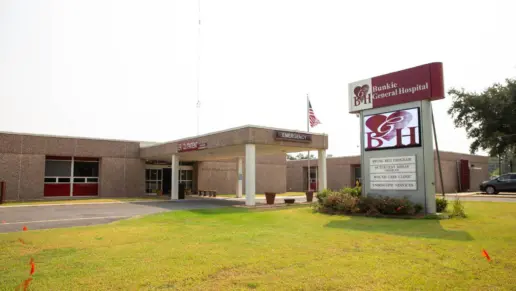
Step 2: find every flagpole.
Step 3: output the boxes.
[307,94,310,191]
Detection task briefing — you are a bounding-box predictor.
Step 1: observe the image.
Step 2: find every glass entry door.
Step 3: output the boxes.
[179,166,193,191]
[145,165,194,194]
[145,169,162,194]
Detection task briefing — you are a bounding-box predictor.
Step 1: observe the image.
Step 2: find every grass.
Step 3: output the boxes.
[217,192,306,198]
[1,202,516,290]
[1,196,169,206]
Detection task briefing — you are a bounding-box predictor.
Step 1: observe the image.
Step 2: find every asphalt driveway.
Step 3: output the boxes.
[0,198,242,233]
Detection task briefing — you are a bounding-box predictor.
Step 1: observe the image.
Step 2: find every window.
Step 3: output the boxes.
[146,169,162,193]
[45,160,71,177]
[510,174,516,180]
[45,158,99,184]
[74,161,99,177]
[45,159,71,184]
[354,166,361,183]
[308,168,317,179]
[499,174,511,181]
[44,156,99,197]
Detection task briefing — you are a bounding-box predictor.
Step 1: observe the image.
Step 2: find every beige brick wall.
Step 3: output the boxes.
[99,158,145,197]
[433,152,489,193]
[0,133,143,200]
[198,161,236,194]
[198,154,286,194]
[20,155,46,200]
[287,156,360,192]
[286,163,303,192]
[0,153,45,201]
[287,151,489,194]
[0,153,23,201]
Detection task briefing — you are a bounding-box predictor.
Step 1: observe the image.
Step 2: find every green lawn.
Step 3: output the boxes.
[1,202,516,290]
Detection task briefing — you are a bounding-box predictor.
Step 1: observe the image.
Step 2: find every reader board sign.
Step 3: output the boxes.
[369,155,417,190]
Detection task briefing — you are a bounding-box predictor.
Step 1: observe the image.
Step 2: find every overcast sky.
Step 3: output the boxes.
[1,0,515,157]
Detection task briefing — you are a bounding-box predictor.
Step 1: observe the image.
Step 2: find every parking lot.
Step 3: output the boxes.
[0,198,241,233]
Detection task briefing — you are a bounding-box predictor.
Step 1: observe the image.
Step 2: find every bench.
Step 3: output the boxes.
[198,190,217,197]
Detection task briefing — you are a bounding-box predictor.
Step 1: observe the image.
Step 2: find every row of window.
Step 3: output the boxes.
[145,169,193,193]
[44,177,99,183]
[45,159,99,184]
[45,160,99,177]
[145,169,193,181]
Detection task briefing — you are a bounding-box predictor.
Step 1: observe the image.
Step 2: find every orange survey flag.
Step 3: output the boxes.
[22,226,28,231]
[19,277,33,291]
[30,258,35,275]
[482,249,491,262]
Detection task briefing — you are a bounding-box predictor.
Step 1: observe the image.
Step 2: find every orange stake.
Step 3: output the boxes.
[30,258,35,275]
[19,277,32,291]
[482,249,491,262]
[22,226,28,231]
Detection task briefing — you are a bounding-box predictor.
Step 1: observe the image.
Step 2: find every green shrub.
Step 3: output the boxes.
[316,188,332,204]
[320,192,360,214]
[368,196,416,215]
[340,186,361,197]
[436,198,448,212]
[414,203,423,214]
[315,191,419,216]
[450,198,466,218]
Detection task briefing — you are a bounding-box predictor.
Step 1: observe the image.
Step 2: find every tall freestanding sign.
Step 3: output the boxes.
[349,63,444,214]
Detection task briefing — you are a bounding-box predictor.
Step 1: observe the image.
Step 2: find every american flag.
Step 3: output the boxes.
[308,100,321,128]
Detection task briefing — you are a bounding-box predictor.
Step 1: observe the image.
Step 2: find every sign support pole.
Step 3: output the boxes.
[431,103,445,197]
[307,94,311,191]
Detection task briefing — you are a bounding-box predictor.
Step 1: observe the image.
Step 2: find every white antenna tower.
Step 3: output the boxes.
[196,0,202,136]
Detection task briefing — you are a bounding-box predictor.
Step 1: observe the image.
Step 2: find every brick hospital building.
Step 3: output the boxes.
[0,126,487,203]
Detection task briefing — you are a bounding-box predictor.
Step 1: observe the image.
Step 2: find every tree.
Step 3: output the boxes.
[286,154,297,160]
[286,153,316,160]
[447,78,516,157]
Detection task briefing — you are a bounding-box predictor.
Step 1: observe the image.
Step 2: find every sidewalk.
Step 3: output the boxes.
[0,196,171,208]
[197,195,311,204]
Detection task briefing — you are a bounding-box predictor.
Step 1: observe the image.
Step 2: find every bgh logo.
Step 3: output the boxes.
[353,85,371,107]
[365,110,419,149]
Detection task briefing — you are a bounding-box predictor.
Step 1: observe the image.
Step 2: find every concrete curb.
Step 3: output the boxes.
[0,199,176,208]
[472,194,516,199]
